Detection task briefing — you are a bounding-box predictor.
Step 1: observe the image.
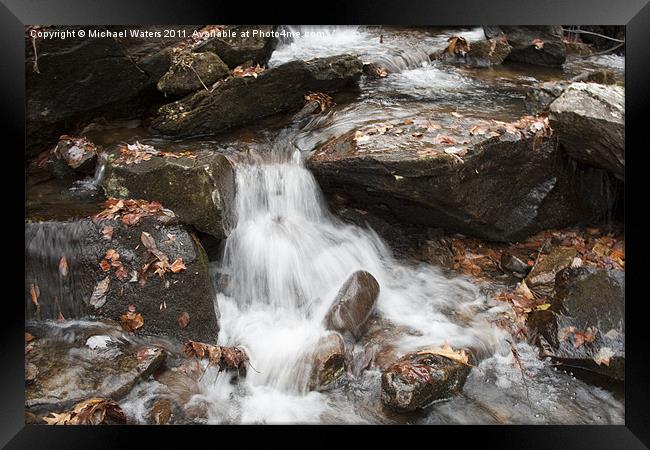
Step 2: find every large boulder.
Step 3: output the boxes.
[381,351,471,411]
[323,270,380,340]
[528,267,625,380]
[103,150,235,239]
[26,26,196,157]
[438,38,512,68]
[25,321,166,415]
[192,25,279,69]
[151,55,363,137]
[549,82,625,180]
[157,52,230,96]
[308,114,615,243]
[25,211,219,344]
[484,26,566,67]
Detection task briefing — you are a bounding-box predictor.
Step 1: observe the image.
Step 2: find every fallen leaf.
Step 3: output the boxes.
[535,303,551,311]
[105,249,119,261]
[532,38,544,50]
[121,305,144,333]
[89,277,110,309]
[170,258,186,273]
[515,280,535,300]
[99,259,111,272]
[593,347,615,366]
[140,232,157,251]
[178,312,190,328]
[416,343,470,366]
[58,256,69,277]
[101,226,113,240]
[573,327,597,348]
[29,283,40,307]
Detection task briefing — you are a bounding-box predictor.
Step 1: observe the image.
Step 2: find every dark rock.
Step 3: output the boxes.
[324,271,380,340]
[439,38,511,67]
[420,237,455,269]
[571,69,618,85]
[576,26,625,52]
[500,253,529,274]
[308,114,615,243]
[564,41,593,56]
[524,81,569,115]
[192,25,278,68]
[25,323,166,414]
[46,136,99,177]
[528,267,624,380]
[381,352,471,411]
[26,26,196,157]
[549,82,625,180]
[103,151,235,239]
[525,246,578,297]
[157,52,230,96]
[25,216,219,343]
[484,26,566,67]
[152,55,363,137]
[308,332,347,391]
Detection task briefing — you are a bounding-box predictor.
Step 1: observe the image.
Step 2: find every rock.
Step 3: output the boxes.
[308,332,347,391]
[324,271,380,340]
[157,52,230,96]
[192,25,278,69]
[381,352,471,411]
[564,41,593,56]
[500,253,529,274]
[25,215,219,343]
[25,322,166,414]
[549,82,625,179]
[146,398,186,425]
[484,26,566,67]
[419,236,455,269]
[439,38,511,67]
[45,135,99,176]
[103,151,235,239]
[308,114,615,243]
[26,26,196,157]
[528,267,624,380]
[525,246,578,297]
[571,69,618,85]
[152,55,363,137]
[524,81,569,115]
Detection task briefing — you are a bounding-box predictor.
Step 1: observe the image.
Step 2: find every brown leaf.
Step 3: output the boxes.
[29,283,40,307]
[416,343,470,365]
[121,305,144,333]
[25,332,34,343]
[99,259,111,272]
[105,249,119,261]
[101,225,113,240]
[58,256,69,277]
[178,312,190,329]
[532,38,544,50]
[140,231,157,251]
[170,258,186,273]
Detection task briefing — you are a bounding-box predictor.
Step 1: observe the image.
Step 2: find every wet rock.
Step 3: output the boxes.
[146,398,186,425]
[525,246,578,297]
[26,26,196,157]
[192,25,278,69]
[324,271,380,340]
[500,253,529,275]
[103,151,235,239]
[44,135,99,177]
[308,332,347,391]
[152,55,363,137]
[308,114,615,243]
[419,236,455,269]
[528,267,624,380]
[484,26,566,67]
[381,352,471,411]
[25,215,219,343]
[524,81,569,115]
[549,82,625,179]
[439,38,511,67]
[571,69,618,85]
[25,325,166,414]
[154,360,202,406]
[157,52,230,96]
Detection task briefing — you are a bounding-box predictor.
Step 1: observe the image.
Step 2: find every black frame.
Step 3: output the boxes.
[4,0,648,447]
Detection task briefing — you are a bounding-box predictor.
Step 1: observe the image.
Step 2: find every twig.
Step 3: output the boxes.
[190,65,210,92]
[579,42,624,58]
[31,37,40,73]
[507,340,533,410]
[564,29,625,44]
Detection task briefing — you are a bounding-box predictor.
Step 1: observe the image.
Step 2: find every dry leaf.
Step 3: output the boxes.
[170,258,186,273]
[416,343,470,366]
[99,259,111,272]
[178,312,190,328]
[59,256,69,277]
[101,226,113,240]
[89,277,110,309]
[29,283,40,307]
[593,347,615,366]
[121,305,144,333]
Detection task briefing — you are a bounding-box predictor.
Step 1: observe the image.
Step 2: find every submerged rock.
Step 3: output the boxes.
[192,25,278,69]
[152,55,363,137]
[308,332,347,391]
[103,151,235,239]
[308,114,615,243]
[528,267,625,380]
[25,214,219,343]
[324,271,380,340]
[157,52,230,96]
[549,82,625,180]
[483,26,566,67]
[381,352,471,411]
[25,323,166,414]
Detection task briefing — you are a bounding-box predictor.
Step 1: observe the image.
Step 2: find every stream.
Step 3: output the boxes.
[27,26,625,424]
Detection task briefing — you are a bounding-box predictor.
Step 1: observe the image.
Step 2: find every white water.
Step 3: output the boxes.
[194,141,510,423]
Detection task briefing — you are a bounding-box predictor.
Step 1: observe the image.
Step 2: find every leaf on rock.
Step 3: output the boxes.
[29,283,40,307]
[89,277,110,309]
[416,343,470,366]
[183,340,248,371]
[140,231,156,251]
[121,304,144,333]
[532,38,544,50]
[43,398,126,425]
[101,225,113,240]
[593,347,615,366]
[170,258,186,273]
[178,312,190,329]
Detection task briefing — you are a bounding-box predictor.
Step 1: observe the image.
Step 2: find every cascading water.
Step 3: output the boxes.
[192,139,510,423]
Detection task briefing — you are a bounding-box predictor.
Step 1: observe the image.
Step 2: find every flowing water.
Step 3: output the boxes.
[27,26,625,424]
